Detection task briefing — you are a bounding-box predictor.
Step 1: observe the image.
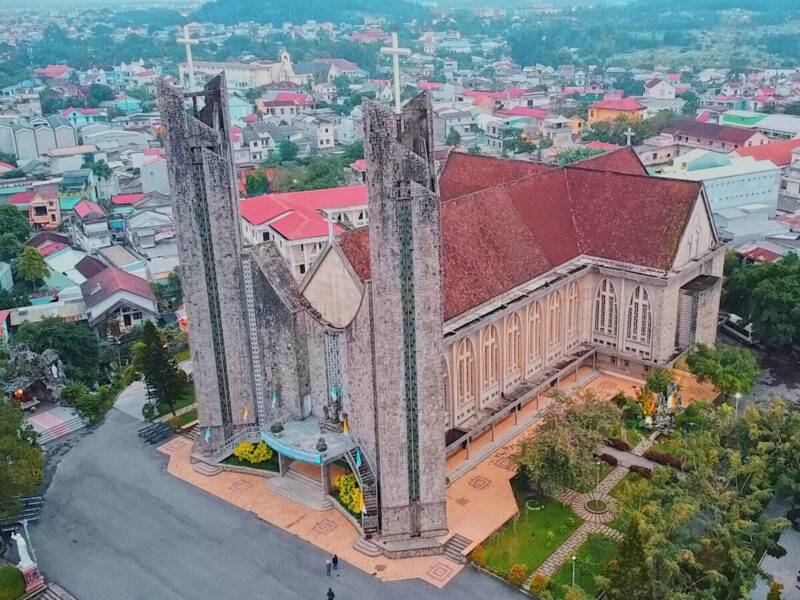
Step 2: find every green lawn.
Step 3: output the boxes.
[548,533,619,599]
[176,408,197,426]
[625,425,643,446]
[156,385,196,416]
[575,462,613,493]
[173,349,191,362]
[483,491,582,578]
[0,566,25,600]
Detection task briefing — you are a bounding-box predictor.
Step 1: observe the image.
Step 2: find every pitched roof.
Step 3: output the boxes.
[73,199,105,219]
[269,208,344,241]
[645,78,664,89]
[340,152,701,320]
[240,186,368,226]
[27,231,69,249]
[733,140,800,166]
[587,141,620,150]
[498,106,552,120]
[75,255,107,279]
[112,193,146,205]
[10,191,36,205]
[589,97,644,111]
[80,266,155,310]
[313,58,361,72]
[667,119,760,145]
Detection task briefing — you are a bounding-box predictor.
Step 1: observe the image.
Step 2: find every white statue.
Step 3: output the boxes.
[11,532,35,568]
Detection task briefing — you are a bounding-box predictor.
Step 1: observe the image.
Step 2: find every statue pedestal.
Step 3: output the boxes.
[19,564,44,594]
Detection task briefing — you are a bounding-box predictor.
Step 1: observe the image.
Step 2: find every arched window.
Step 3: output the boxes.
[548,291,562,348]
[593,279,619,337]
[456,339,476,406]
[626,286,652,345]
[483,325,499,390]
[506,313,522,375]
[567,281,580,338]
[528,302,543,362]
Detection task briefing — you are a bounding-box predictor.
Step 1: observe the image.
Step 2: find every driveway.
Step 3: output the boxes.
[113,359,193,421]
[31,409,520,600]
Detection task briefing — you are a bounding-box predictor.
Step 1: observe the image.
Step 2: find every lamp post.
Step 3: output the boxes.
[596,460,601,489]
[734,392,742,417]
[572,554,577,586]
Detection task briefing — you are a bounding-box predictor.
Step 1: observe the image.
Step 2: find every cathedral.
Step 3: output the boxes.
[158,77,724,558]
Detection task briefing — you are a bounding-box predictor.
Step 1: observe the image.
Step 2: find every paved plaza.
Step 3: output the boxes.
[30,409,520,600]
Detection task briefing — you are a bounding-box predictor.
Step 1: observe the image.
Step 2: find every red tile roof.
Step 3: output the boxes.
[143,148,165,156]
[587,141,620,150]
[350,159,366,171]
[419,81,442,90]
[75,255,107,279]
[112,193,146,205]
[73,199,104,219]
[274,92,313,105]
[589,97,644,111]
[269,208,344,240]
[0,161,15,171]
[10,191,36,205]
[240,185,367,226]
[498,106,551,120]
[438,153,551,202]
[733,140,800,166]
[569,147,648,175]
[80,266,156,310]
[40,242,67,256]
[667,119,761,145]
[340,151,700,320]
[36,64,73,78]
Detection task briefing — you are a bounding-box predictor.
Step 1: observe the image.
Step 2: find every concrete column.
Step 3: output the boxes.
[278,453,289,476]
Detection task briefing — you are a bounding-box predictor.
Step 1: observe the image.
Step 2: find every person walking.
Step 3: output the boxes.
[332,554,339,571]
[325,559,332,576]
[327,588,335,600]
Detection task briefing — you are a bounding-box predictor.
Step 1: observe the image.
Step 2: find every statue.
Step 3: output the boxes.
[11,532,34,568]
[652,381,682,432]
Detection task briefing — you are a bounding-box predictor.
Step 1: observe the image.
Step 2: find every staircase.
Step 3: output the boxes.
[266,467,333,511]
[344,444,380,536]
[192,461,222,476]
[442,534,472,564]
[180,423,199,441]
[352,536,382,557]
[36,413,88,445]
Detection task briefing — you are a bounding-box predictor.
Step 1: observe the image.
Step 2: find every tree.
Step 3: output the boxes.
[556,147,604,166]
[245,170,271,196]
[0,204,30,243]
[0,151,17,167]
[681,91,699,114]
[445,127,462,147]
[767,582,784,600]
[12,318,100,384]
[468,144,481,155]
[602,515,653,600]
[16,247,50,291]
[0,400,43,519]
[0,232,22,262]
[131,321,183,414]
[86,83,115,107]
[278,140,299,163]
[90,159,113,181]
[60,381,88,405]
[515,390,620,495]
[151,271,182,310]
[686,344,760,399]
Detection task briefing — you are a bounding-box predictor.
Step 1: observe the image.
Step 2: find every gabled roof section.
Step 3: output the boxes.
[340,152,703,320]
[80,267,155,310]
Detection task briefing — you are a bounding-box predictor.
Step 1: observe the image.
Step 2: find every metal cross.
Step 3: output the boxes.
[177,22,199,91]
[624,126,635,146]
[380,29,411,114]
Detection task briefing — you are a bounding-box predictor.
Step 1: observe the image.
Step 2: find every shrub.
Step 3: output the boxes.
[270,423,284,433]
[623,400,644,421]
[334,473,362,515]
[233,441,273,464]
[600,452,617,466]
[471,544,487,567]
[644,449,682,469]
[0,566,25,600]
[168,415,182,429]
[142,402,155,420]
[507,564,528,588]
[606,437,631,451]
[529,573,549,595]
[610,391,629,408]
[629,464,652,478]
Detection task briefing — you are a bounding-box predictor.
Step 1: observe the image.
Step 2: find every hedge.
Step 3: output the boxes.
[600,452,618,466]
[644,449,683,469]
[629,464,652,478]
[606,437,631,451]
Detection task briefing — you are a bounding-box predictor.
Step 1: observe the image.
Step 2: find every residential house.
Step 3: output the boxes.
[62,107,106,126]
[141,156,169,195]
[664,120,770,155]
[755,114,800,140]
[643,78,676,100]
[58,169,97,215]
[311,58,366,80]
[47,144,101,174]
[10,185,60,230]
[587,97,644,125]
[80,266,158,333]
[72,199,111,252]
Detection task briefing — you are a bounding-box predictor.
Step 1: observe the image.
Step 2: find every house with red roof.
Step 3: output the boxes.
[62,107,106,126]
[35,64,74,80]
[11,188,60,230]
[80,266,158,333]
[72,199,111,252]
[664,119,770,154]
[588,97,644,125]
[0,161,15,174]
[239,186,367,278]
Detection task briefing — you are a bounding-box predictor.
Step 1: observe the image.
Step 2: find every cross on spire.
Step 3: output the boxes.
[177,21,199,91]
[380,28,411,114]
[624,126,635,147]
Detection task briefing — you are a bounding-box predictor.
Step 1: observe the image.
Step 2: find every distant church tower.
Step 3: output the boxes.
[363,93,448,549]
[158,76,256,450]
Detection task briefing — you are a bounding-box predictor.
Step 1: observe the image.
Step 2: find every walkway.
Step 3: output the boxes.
[600,445,658,470]
[113,359,193,422]
[532,521,623,579]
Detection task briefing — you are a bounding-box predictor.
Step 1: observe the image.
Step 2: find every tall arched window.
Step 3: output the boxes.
[506,313,522,375]
[567,281,580,338]
[483,325,499,390]
[548,291,562,348]
[626,286,652,345]
[528,302,543,362]
[456,339,476,406]
[593,279,619,337]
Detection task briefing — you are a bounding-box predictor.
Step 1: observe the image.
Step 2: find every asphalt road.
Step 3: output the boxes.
[31,409,519,600]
